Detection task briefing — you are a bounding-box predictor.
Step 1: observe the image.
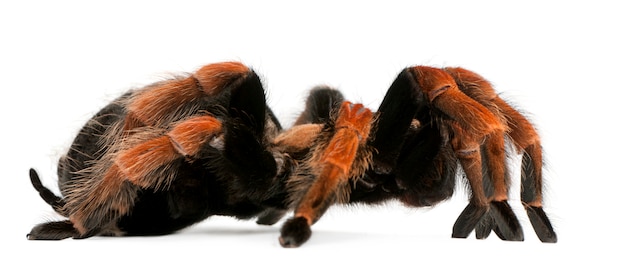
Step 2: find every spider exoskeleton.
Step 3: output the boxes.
[278,65,557,247]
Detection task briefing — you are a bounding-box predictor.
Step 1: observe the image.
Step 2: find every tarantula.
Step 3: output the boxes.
[278,65,557,247]
[27,62,556,248]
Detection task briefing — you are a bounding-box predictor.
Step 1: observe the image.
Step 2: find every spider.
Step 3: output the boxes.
[27,62,556,248]
[277,65,557,247]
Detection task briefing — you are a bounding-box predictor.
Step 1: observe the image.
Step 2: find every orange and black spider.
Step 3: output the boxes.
[27,62,556,247]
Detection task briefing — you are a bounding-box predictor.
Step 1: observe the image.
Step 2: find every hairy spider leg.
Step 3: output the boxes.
[369,69,425,174]
[271,86,342,156]
[219,70,289,215]
[223,71,279,185]
[279,101,373,247]
[445,68,510,201]
[27,169,77,240]
[29,168,64,213]
[293,86,345,125]
[68,115,222,235]
[298,103,372,223]
[268,87,344,224]
[445,67,524,241]
[494,97,557,243]
[407,66,508,240]
[272,87,343,245]
[124,61,250,129]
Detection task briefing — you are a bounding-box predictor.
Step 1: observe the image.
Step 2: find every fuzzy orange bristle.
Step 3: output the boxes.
[125,62,250,127]
[194,62,251,95]
[445,67,499,100]
[126,77,202,126]
[168,116,222,157]
[294,101,373,225]
[69,164,127,234]
[115,136,179,187]
[410,67,504,140]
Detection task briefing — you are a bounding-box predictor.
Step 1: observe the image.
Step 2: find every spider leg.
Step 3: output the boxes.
[271,86,344,156]
[279,101,373,247]
[494,97,557,243]
[27,220,79,240]
[450,134,523,241]
[447,122,491,238]
[27,169,79,239]
[393,123,457,207]
[443,67,527,241]
[66,114,223,235]
[220,70,288,202]
[123,61,250,129]
[369,69,424,173]
[266,87,345,226]
[405,66,510,240]
[471,132,524,241]
[294,86,345,125]
[29,168,65,214]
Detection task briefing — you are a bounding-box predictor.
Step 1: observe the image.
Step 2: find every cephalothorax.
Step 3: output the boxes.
[28,62,556,247]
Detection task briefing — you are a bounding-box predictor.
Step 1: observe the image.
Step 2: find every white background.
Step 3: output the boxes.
[1,0,623,268]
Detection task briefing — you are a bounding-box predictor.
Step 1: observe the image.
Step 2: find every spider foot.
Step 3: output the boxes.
[489,201,524,241]
[525,205,557,243]
[279,217,311,248]
[452,203,489,239]
[471,201,524,241]
[475,211,494,239]
[27,220,78,240]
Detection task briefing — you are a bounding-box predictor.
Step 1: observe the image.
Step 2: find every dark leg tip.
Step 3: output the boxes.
[279,217,311,248]
[490,201,524,241]
[29,168,43,189]
[475,213,494,239]
[27,220,77,240]
[452,203,489,239]
[525,205,557,243]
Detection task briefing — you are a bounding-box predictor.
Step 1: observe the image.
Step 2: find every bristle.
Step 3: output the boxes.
[115,136,179,188]
[168,116,222,157]
[126,77,203,126]
[194,62,250,95]
[410,66,504,140]
[68,164,132,234]
[125,62,249,127]
[272,123,324,153]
